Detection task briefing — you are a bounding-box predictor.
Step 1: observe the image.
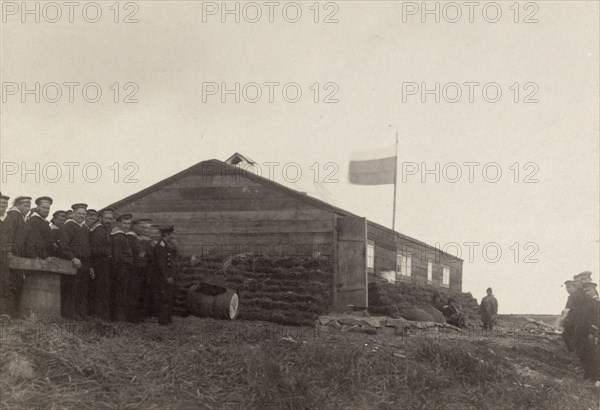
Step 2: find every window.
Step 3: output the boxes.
[427,261,433,283]
[396,254,412,276]
[367,241,375,270]
[442,266,450,287]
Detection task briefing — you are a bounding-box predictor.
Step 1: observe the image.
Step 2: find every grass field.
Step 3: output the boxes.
[1,314,598,410]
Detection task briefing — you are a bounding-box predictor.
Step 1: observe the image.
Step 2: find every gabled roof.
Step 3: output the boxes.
[225,152,257,166]
[106,158,357,218]
[105,157,462,262]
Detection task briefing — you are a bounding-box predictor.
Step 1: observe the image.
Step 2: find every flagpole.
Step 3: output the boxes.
[392,132,398,231]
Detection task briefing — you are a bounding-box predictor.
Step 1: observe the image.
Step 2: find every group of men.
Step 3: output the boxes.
[561,271,600,381]
[0,193,178,326]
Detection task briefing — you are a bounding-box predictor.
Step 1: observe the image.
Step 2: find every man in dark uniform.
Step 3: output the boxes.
[2,196,32,318]
[49,210,67,257]
[154,225,177,325]
[569,271,593,356]
[574,282,600,381]
[143,223,162,318]
[111,214,133,321]
[23,197,53,259]
[561,279,579,352]
[85,209,98,230]
[88,208,114,320]
[126,219,153,323]
[0,193,11,315]
[61,203,92,319]
[136,219,158,319]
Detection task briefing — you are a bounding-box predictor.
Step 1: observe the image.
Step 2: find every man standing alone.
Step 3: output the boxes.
[480,287,498,330]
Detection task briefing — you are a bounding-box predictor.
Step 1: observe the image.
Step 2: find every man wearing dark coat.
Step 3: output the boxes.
[138,220,158,318]
[569,271,593,356]
[442,298,466,328]
[3,196,31,256]
[2,196,31,317]
[155,225,177,326]
[0,193,12,315]
[111,214,133,321]
[61,203,92,319]
[88,208,114,320]
[23,197,53,259]
[49,210,67,257]
[480,287,498,330]
[573,282,600,381]
[126,219,153,322]
[562,279,580,352]
[84,209,98,231]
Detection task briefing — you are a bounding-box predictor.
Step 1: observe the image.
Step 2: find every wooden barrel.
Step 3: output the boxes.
[19,271,61,319]
[187,285,239,320]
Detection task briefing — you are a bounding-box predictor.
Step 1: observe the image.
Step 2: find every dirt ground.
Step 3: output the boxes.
[0,314,599,410]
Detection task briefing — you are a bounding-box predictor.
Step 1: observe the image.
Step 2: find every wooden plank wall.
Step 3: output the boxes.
[114,167,335,257]
[367,222,463,292]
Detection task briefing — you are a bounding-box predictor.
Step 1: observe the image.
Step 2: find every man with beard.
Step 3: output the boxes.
[155,225,177,326]
[61,203,92,319]
[0,193,11,315]
[111,214,133,321]
[89,208,114,320]
[2,196,31,317]
[49,210,67,257]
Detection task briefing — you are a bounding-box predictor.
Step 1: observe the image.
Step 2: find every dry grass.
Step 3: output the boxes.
[1,315,598,410]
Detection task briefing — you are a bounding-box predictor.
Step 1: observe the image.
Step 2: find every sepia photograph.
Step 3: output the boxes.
[0,1,599,409]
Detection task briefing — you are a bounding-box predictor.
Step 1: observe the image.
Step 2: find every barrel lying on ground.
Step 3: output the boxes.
[187,284,239,320]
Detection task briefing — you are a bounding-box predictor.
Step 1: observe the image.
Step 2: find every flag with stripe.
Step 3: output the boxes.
[348,144,396,185]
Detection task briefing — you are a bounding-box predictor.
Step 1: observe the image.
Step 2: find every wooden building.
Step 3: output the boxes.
[107,154,463,310]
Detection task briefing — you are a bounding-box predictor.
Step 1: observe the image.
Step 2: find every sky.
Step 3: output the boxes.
[1,0,598,314]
